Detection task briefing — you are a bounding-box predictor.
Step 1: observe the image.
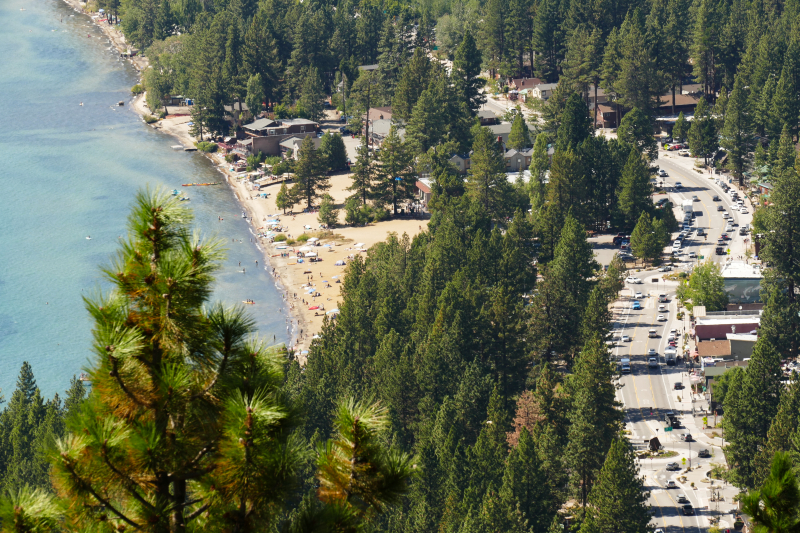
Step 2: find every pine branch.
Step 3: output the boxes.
[64,462,142,530]
[100,441,157,514]
[184,503,210,523]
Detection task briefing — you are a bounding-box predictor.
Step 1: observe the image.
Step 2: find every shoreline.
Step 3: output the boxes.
[61,0,426,356]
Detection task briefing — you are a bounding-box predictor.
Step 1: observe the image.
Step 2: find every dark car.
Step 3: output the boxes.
[677,494,689,503]
[698,449,711,458]
[712,195,720,201]
[338,126,352,134]
[674,382,684,390]
[682,504,694,516]
[721,233,730,240]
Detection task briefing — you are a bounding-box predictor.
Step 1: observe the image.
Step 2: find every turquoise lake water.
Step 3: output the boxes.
[0,0,289,398]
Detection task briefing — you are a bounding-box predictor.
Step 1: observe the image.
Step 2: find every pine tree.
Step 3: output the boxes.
[297,67,325,122]
[275,181,295,214]
[617,148,653,230]
[691,0,720,95]
[687,97,718,165]
[318,132,347,172]
[754,378,800,486]
[556,93,592,151]
[467,127,512,220]
[507,113,531,150]
[535,148,586,259]
[529,215,599,363]
[742,452,800,531]
[244,73,264,118]
[721,75,753,186]
[373,126,415,214]
[347,138,373,205]
[755,76,777,137]
[499,428,554,531]
[452,30,485,114]
[3,191,413,532]
[392,48,433,121]
[584,439,651,532]
[672,111,687,140]
[725,338,784,488]
[404,75,448,154]
[531,0,562,82]
[291,135,329,208]
[317,194,340,228]
[617,107,657,160]
[629,212,660,263]
[528,133,549,208]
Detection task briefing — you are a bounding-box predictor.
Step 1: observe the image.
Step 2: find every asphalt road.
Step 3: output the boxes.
[611,153,750,532]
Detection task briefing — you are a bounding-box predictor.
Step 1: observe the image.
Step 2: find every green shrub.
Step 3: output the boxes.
[158,111,167,119]
[373,208,389,222]
[263,156,282,166]
[273,160,293,175]
[274,234,287,242]
[286,238,297,245]
[131,84,145,95]
[297,234,310,242]
[143,114,158,124]
[225,154,236,163]
[195,141,218,153]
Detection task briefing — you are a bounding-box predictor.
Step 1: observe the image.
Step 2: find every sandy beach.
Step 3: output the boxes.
[63,0,426,355]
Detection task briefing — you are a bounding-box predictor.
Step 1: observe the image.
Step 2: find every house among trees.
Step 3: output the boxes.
[478,109,498,125]
[241,118,319,155]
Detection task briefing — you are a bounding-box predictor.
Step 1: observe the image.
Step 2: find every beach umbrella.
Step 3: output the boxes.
[299,246,312,252]
[306,252,318,257]
[326,309,339,315]
[353,242,365,248]
[307,237,319,242]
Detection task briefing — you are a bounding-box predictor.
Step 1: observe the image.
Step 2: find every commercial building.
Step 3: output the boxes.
[720,261,764,304]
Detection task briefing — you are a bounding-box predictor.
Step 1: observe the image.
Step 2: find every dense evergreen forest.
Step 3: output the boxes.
[6,0,800,529]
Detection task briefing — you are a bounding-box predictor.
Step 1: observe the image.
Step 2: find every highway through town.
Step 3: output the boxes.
[612,153,751,532]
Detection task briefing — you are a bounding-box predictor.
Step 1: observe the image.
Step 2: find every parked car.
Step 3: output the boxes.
[688,251,697,259]
[674,382,684,390]
[741,208,749,214]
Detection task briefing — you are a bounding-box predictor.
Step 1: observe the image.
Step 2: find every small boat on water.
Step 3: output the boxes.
[171,189,179,196]
[182,182,220,187]
[242,300,255,305]
[179,196,190,201]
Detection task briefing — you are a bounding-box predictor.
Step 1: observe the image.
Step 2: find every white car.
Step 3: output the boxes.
[657,314,666,321]
[730,204,739,211]
[658,169,668,177]
[635,291,643,299]
[648,348,657,356]
[740,208,749,214]
[626,277,642,284]
[658,304,667,311]
[621,334,630,342]
[688,251,697,259]
[722,212,729,219]
[725,225,734,233]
